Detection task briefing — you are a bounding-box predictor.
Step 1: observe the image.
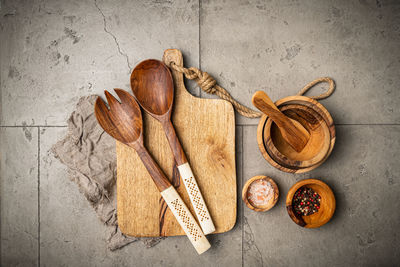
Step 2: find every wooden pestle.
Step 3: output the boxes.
[252,91,310,152]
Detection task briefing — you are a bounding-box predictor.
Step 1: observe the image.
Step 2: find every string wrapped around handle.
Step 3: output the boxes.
[168,62,335,118]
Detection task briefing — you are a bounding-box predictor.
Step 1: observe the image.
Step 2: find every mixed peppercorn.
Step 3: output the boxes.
[293,187,321,216]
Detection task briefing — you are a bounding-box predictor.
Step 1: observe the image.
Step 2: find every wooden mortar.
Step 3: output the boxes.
[286,178,335,228]
[264,104,330,168]
[257,96,335,173]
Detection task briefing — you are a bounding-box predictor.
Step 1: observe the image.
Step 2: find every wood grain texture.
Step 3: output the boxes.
[94,89,211,254]
[265,104,330,168]
[94,89,171,192]
[161,119,188,166]
[130,58,216,234]
[286,179,336,228]
[257,96,335,173]
[252,91,310,152]
[117,49,236,237]
[130,59,174,117]
[130,59,188,165]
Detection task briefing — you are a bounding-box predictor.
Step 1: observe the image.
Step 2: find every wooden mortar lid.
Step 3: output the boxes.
[264,104,331,168]
[286,178,335,228]
[257,96,335,173]
[242,176,279,212]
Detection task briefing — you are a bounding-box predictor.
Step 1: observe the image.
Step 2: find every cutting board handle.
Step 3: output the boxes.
[163,49,191,99]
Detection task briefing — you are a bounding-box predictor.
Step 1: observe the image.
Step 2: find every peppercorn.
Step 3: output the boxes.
[292,187,321,216]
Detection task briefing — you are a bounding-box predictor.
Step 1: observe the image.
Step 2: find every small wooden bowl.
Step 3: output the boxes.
[264,104,331,168]
[286,179,335,228]
[242,176,279,212]
[257,96,335,173]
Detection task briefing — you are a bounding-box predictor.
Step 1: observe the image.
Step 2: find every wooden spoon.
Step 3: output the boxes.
[131,59,215,235]
[94,89,210,254]
[252,91,310,152]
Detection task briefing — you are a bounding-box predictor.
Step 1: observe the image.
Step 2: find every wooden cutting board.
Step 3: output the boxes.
[116,49,236,237]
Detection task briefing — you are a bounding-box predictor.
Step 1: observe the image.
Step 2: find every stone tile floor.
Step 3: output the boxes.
[1,0,399,266]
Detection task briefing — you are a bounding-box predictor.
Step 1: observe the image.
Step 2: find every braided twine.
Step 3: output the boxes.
[168,62,335,118]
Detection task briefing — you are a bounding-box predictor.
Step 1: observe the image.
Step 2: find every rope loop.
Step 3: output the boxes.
[168,62,334,118]
[296,77,335,100]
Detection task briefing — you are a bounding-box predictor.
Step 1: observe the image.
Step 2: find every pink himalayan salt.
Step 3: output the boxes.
[247,179,273,207]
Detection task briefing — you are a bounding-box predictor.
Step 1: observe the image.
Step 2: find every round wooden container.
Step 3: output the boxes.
[286,178,335,228]
[242,176,279,212]
[257,96,335,173]
[265,104,331,168]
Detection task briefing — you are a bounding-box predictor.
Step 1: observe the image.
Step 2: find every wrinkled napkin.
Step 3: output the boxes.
[51,95,163,250]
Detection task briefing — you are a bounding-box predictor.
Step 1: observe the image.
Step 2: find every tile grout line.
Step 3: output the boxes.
[198,0,202,98]
[199,0,201,71]
[240,126,244,267]
[0,125,67,128]
[0,132,2,265]
[2,124,400,128]
[238,123,400,127]
[37,127,40,267]
[2,123,400,128]
[332,123,400,126]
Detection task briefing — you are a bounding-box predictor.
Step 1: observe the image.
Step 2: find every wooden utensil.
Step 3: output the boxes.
[131,59,215,235]
[117,49,236,238]
[264,104,331,168]
[252,91,310,152]
[94,89,210,254]
[257,95,336,173]
[286,178,335,228]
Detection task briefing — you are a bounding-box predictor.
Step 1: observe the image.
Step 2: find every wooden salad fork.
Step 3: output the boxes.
[130,59,216,235]
[94,89,211,254]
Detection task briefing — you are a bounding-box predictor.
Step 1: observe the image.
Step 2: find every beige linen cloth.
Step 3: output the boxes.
[51,95,162,250]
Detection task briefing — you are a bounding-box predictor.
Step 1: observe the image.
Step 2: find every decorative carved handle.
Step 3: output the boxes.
[161,120,216,234]
[161,186,211,254]
[178,163,216,235]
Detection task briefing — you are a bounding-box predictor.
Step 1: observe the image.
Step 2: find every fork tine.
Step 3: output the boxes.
[104,90,121,112]
[95,96,126,142]
[114,89,137,107]
[114,88,142,119]
[94,97,112,128]
[95,96,109,112]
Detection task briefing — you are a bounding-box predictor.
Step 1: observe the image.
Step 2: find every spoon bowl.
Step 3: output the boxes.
[130,59,174,118]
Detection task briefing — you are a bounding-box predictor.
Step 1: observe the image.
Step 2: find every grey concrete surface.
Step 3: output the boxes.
[1,0,400,266]
[38,127,242,267]
[1,128,39,266]
[0,0,199,126]
[201,0,400,125]
[242,125,400,266]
